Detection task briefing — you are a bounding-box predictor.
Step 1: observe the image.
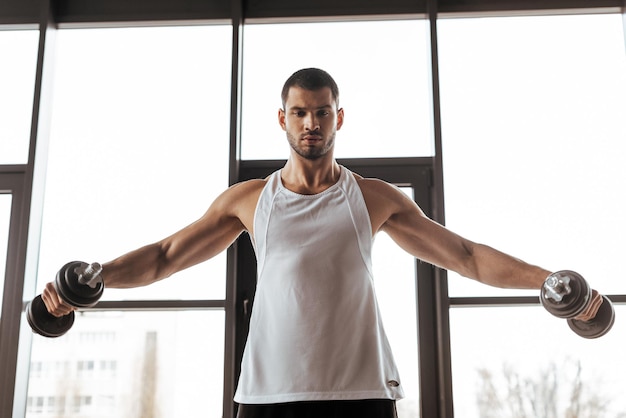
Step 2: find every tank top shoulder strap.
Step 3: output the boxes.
[252,170,282,263]
[337,166,374,271]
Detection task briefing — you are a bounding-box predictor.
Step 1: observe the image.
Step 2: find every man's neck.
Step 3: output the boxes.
[281,155,341,195]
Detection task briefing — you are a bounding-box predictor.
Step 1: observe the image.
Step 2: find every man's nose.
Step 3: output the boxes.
[304,113,320,131]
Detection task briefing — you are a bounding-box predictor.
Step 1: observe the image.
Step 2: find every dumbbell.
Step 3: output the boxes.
[540,270,615,339]
[26,261,104,338]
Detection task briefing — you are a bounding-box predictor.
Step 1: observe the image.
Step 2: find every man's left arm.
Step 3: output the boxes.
[361,178,547,287]
[384,202,550,289]
[360,179,602,321]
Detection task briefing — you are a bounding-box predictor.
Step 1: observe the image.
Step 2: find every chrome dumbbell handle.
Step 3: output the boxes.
[542,272,573,303]
[76,262,103,287]
[541,270,592,319]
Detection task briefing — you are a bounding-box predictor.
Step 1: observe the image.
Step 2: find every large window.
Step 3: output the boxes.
[241,20,433,160]
[26,311,225,417]
[440,13,626,297]
[450,305,626,417]
[36,25,232,300]
[438,13,626,416]
[26,25,232,417]
[1,3,624,418]
[0,30,39,164]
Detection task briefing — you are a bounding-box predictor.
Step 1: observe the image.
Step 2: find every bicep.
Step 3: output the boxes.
[157,189,248,276]
[381,199,475,275]
[376,183,550,287]
[361,178,476,275]
[163,213,243,269]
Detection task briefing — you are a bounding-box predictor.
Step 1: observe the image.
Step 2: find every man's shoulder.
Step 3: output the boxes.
[213,179,267,232]
[354,176,410,211]
[226,178,267,201]
[236,177,268,190]
[354,176,396,195]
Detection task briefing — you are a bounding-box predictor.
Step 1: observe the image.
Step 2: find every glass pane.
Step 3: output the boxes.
[438,14,626,297]
[37,26,232,300]
[0,194,12,316]
[0,29,39,164]
[241,20,433,160]
[26,311,224,417]
[450,305,626,417]
[374,188,419,417]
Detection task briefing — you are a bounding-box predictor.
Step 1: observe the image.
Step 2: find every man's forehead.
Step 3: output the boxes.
[284,86,336,109]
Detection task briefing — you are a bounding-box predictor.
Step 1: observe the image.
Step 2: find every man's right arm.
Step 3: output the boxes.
[41,179,264,316]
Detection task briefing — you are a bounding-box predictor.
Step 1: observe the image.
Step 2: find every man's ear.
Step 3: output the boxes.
[278,108,286,131]
[336,107,345,130]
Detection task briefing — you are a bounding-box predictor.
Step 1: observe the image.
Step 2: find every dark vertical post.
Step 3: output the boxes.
[0,173,27,418]
[223,0,244,417]
[425,0,454,416]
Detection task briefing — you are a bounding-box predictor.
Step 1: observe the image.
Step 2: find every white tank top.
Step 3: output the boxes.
[234,166,404,404]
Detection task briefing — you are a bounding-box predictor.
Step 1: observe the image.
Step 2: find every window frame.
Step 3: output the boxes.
[0,1,624,418]
[0,170,30,417]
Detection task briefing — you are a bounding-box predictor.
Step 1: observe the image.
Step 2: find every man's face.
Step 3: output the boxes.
[278,86,344,161]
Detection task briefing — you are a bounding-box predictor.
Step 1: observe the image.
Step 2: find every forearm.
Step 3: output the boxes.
[462,242,551,289]
[101,242,172,289]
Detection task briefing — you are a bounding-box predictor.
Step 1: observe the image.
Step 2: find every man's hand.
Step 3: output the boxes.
[41,282,75,318]
[573,289,603,322]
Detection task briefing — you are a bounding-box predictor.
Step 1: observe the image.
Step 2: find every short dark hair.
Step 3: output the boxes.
[281,68,340,108]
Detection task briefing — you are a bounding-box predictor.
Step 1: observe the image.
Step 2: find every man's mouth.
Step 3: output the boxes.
[302,134,322,142]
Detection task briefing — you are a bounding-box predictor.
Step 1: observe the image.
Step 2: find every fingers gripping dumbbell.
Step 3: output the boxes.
[26,261,104,338]
[540,270,615,339]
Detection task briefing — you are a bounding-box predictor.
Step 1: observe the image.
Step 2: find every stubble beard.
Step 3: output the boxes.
[286,131,336,161]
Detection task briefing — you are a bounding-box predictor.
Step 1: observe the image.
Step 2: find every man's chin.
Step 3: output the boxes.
[291,146,326,161]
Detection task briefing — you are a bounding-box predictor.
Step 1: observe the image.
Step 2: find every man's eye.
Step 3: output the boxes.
[293,111,305,117]
[318,111,330,117]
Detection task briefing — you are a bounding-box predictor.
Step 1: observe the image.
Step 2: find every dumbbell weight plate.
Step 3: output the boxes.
[567,295,615,339]
[55,261,104,308]
[26,295,75,338]
[540,270,592,318]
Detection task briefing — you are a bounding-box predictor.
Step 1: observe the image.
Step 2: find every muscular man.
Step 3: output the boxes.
[42,68,602,418]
